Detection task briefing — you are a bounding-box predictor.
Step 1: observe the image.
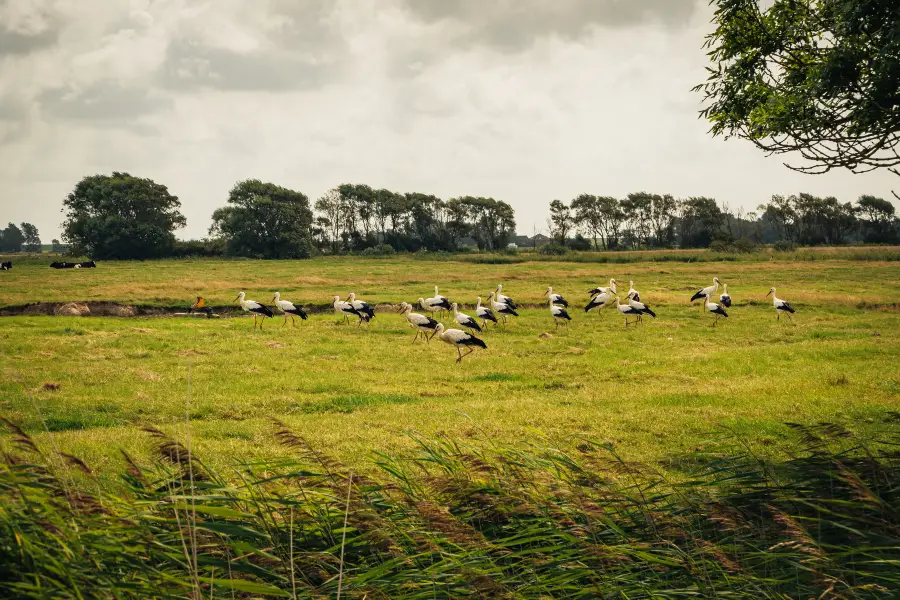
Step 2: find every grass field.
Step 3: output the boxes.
[1,251,899,479]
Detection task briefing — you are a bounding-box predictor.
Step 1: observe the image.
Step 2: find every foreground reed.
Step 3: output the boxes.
[1,415,898,598]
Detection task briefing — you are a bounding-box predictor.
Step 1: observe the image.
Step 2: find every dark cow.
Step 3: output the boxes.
[50,260,96,269]
[0,261,11,270]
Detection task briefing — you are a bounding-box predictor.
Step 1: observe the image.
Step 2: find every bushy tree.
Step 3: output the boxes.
[211,179,313,259]
[62,172,185,259]
[21,223,40,252]
[0,223,25,252]
[856,195,898,243]
[548,199,574,246]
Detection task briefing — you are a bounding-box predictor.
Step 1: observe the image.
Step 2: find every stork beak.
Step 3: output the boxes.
[543,290,549,296]
[233,295,239,304]
[395,304,405,313]
[765,290,772,297]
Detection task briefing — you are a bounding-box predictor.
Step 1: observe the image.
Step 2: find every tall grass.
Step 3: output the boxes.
[1,414,898,598]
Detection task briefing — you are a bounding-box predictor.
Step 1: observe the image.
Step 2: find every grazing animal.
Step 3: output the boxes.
[548,297,572,330]
[434,323,487,363]
[495,284,517,310]
[333,295,361,324]
[690,277,720,304]
[704,296,728,326]
[588,279,617,296]
[475,296,499,330]
[398,302,440,342]
[626,290,656,322]
[189,296,214,318]
[0,261,11,270]
[613,296,644,327]
[544,286,568,307]
[273,292,308,327]
[488,291,519,324]
[452,302,482,333]
[766,287,796,321]
[585,291,614,313]
[50,261,76,269]
[720,284,732,308]
[234,292,273,329]
[347,293,376,323]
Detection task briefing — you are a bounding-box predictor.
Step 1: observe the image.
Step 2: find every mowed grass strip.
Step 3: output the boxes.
[1,250,899,310]
[2,255,899,478]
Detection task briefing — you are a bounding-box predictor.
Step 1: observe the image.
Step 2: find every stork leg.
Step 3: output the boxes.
[282,314,289,328]
[777,312,780,321]
[786,312,794,322]
[292,314,297,327]
[713,315,719,327]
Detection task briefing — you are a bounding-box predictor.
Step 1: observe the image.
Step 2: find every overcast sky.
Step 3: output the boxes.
[1,0,897,241]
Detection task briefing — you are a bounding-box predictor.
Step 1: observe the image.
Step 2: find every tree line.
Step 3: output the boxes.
[0,222,41,253]
[34,172,900,260]
[546,192,899,251]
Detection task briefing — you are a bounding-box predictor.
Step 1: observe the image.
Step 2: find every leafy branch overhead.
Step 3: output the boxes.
[696,0,900,186]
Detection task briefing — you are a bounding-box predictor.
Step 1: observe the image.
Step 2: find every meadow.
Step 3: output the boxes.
[1,250,899,478]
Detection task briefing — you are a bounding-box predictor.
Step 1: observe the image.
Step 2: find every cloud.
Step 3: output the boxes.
[37,83,172,126]
[398,0,699,51]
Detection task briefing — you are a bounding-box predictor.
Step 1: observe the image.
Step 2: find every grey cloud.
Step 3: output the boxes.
[37,83,172,127]
[399,0,699,51]
[159,40,335,92]
[0,25,58,55]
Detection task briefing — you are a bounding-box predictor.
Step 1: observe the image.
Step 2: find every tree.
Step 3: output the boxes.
[856,195,898,243]
[0,223,25,252]
[20,223,40,252]
[62,172,186,259]
[696,0,900,194]
[570,194,603,249]
[210,179,313,259]
[548,199,574,246]
[679,197,725,248]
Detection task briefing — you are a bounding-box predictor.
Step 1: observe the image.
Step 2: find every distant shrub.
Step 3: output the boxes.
[538,243,569,256]
[569,235,592,251]
[499,246,519,256]
[774,239,796,252]
[708,239,730,253]
[360,244,396,256]
[733,237,758,253]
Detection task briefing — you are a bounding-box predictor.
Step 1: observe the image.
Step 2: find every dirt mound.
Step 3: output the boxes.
[55,302,90,316]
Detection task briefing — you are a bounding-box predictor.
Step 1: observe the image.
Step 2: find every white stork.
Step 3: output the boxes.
[451,302,482,333]
[626,280,640,302]
[397,302,440,342]
[719,284,732,308]
[272,292,308,327]
[347,292,375,324]
[495,284,517,310]
[418,297,441,317]
[626,290,656,322]
[544,286,569,307]
[234,292,274,329]
[429,285,452,317]
[548,297,572,330]
[704,295,728,326]
[584,291,614,313]
[434,323,487,363]
[766,287,796,321]
[332,295,360,324]
[475,296,499,330]
[613,295,643,327]
[488,291,519,324]
[588,279,617,296]
[690,277,720,307]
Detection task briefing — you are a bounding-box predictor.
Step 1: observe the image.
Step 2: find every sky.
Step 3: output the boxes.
[1,0,897,241]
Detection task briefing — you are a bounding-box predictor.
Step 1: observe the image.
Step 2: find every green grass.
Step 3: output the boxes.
[1,252,899,475]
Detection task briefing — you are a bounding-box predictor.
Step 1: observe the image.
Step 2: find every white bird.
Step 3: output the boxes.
[544,286,569,307]
[451,302,482,333]
[234,292,274,329]
[475,296,499,329]
[332,295,360,324]
[626,280,640,303]
[548,297,572,330]
[434,323,487,363]
[625,290,656,323]
[588,279,617,296]
[495,284,517,309]
[613,295,644,327]
[704,295,728,326]
[418,297,441,316]
[488,291,519,324]
[397,302,440,342]
[272,292,308,327]
[766,287,796,321]
[423,287,452,316]
[691,277,721,305]
[719,284,732,308]
[347,292,375,324]
[584,291,614,313]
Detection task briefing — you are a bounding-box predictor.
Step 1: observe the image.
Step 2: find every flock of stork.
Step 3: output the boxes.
[227,278,797,363]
